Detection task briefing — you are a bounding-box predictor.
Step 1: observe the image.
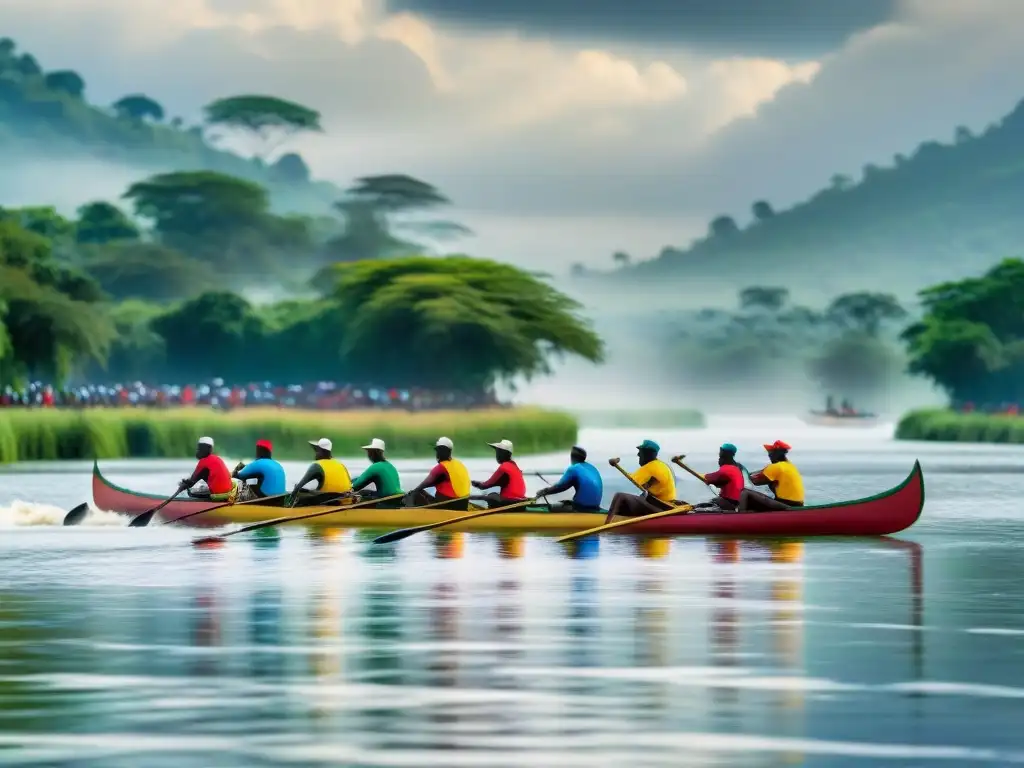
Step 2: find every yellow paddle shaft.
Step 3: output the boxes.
[555,501,694,543]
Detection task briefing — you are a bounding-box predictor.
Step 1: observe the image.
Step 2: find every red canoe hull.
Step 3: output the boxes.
[92,460,925,536]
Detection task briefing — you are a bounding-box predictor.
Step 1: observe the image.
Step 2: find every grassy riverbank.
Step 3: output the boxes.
[573,409,705,429]
[895,408,1024,443]
[0,407,577,463]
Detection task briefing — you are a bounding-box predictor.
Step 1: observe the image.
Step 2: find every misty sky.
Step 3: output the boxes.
[2,0,1023,271]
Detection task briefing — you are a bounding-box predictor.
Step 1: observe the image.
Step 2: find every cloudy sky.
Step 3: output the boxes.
[2,0,1023,270]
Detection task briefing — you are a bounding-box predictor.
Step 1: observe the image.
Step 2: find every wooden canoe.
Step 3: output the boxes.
[92,460,925,537]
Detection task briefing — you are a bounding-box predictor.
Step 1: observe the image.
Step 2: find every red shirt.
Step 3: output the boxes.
[481,461,527,499]
[703,464,744,502]
[195,454,232,494]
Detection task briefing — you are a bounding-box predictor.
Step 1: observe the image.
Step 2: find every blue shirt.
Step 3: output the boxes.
[237,458,286,495]
[558,462,603,508]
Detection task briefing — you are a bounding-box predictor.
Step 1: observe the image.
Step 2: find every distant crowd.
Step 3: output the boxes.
[0,380,501,411]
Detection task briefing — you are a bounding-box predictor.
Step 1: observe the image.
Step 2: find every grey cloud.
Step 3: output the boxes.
[384,0,897,55]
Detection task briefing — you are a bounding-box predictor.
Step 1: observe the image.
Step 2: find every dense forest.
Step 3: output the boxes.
[584,97,1024,297]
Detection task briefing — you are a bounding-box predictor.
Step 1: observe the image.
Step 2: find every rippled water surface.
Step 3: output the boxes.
[2,417,1024,766]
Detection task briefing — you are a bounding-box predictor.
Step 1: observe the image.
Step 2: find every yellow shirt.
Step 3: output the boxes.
[630,459,676,503]
[315,458,352,494]
[762,461,804,503]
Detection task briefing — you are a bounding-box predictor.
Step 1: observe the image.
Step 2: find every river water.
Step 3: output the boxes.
[1,417,1023,766]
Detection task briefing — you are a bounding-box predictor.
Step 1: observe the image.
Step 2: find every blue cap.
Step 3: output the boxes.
[720,443,738,454]
[637,439,660,453]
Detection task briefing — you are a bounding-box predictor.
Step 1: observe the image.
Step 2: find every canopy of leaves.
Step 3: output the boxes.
[83,242,211,302]
[326,256,604,391]
[76,201,140,244]
[902,258,1024,403]
[112,94,164,122]
[43,70,85,98]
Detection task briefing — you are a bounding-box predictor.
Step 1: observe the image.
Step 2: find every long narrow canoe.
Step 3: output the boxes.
[92,460,925,537]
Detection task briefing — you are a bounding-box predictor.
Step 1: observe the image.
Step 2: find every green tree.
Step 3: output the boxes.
[809,332,902,404]
[326,256,604,391]
[612,251,631,267]
[739,286,789,312]
[0,220,112,384]
[76,201,140,244]
[43,70,85,98]
[97,300,168,382]
[826,292,906,337]
[902,259,1024,403]
[709,215,739,238]
[751,200,774,221]
[203,95,321,159]
[150,291,265,381]
[83,242,210,301]
[112,94,164,122]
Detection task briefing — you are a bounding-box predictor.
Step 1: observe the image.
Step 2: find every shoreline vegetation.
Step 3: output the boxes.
[573,409,705,429]
[0,407,577,464]
[895,409,1024,443]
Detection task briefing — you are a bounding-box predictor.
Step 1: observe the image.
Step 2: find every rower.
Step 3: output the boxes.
[691,443,744,512]
[351,438,403,504]
[288,437,352,505]
[536,445,603,512]
[471,439,527,507]
[179,436,237,501]
[232,439,286,500]
[606,439,677,520]
[403,436,471,510]
[738,440,805,511]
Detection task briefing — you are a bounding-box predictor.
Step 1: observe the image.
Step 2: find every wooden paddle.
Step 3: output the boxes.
[555,500,694,543]
[372,497,537,545]
[609,457,648,492]
[127,486,187,527]
[671,455,710,487]
[191,492,407,545]
[159,492,293,527]
[62,502,90,526]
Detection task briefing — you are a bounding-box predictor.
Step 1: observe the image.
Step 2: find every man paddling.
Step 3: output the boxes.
[179,436,237,501]
[738,440,805,511]
[288,437,352,506]
[471,439,527,507]
[691,443,745,512]
[232,439,286,500]
[536,445,603,512]
[351,438,403,505]
[403,436,471,510]
[606,439,678,520]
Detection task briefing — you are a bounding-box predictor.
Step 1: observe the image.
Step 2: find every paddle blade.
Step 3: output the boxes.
[371,528,419,545]
[62,503,90,526]
[192,535,226,547]
[128,510,156,528]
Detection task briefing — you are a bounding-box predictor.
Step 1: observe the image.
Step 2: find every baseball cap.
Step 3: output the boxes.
[488,439,514,453]
[309,437,333,452]
[255,439,272,451]
[637,439,660,453]
[435,436,454,449]
[361,438,386,451]
[198,436,214,447]
[763,440,792,452]
[720,443,738,454]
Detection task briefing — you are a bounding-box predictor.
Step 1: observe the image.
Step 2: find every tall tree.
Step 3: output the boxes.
[43,70,85,98]
[751,200,774,221]
[709,215,739,237]
[739,286,789,312]
[825,292,906,337]
[76,201,140,244]
[203,95,321,159]
[326,256,604,391]
[112,94,165,122]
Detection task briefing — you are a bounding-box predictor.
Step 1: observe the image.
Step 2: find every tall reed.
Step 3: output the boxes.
[0,407,578,463]
[895,408,1024,444]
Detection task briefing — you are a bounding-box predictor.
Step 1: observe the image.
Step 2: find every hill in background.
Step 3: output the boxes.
[583,97,1024,301]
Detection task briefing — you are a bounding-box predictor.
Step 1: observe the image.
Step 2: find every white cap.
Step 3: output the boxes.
[361,438,386,451]
[198,436,214,447]
[435,436,454,449]
[309,437,332,452]
[488,439,514,453]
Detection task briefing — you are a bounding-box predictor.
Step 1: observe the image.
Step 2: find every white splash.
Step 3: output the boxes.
[0,501,124,527]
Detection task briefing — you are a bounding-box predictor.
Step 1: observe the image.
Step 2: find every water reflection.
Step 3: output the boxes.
[190,588,221,678]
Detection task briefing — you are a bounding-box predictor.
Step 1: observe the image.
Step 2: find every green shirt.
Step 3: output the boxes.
[353,460,403,496]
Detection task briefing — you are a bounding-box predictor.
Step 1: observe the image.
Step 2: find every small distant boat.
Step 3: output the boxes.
[803,410,880,427]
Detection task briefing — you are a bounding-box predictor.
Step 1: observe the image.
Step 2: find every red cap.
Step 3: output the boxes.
[256,439,272,451]
[763,440,791,452]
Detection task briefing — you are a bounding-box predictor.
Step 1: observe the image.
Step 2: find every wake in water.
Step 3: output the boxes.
[0,501,124,527]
